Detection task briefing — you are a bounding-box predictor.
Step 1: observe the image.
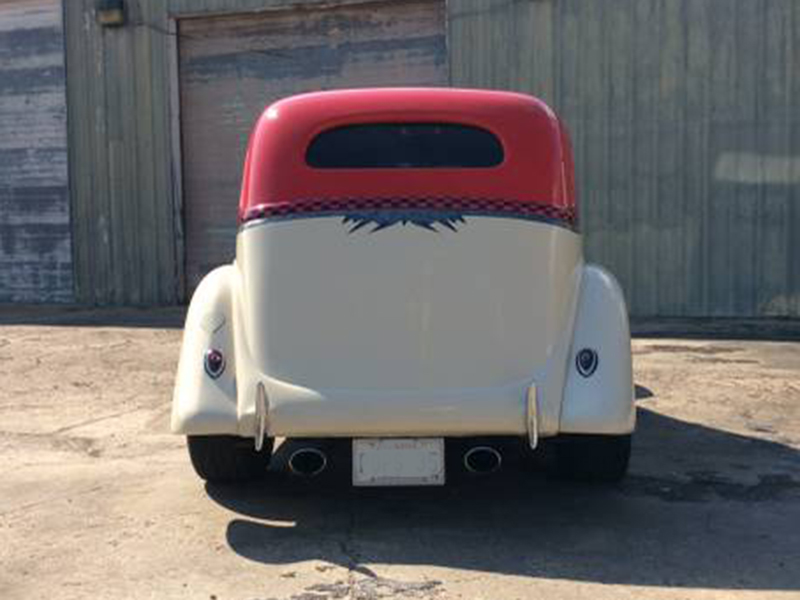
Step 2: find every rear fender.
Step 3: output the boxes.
[559,265,635,434]
[171,265,239,435]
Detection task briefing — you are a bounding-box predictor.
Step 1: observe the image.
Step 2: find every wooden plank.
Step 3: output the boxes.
[0,0,72,303]
[140,3,182,305]
[87,0,114,304]
[733,0,759,316]
[165,16,185,303]
[576,0,605,272]
[705,2,735,315]
[653,0,685,315]
[788,0,800,316]
[64,0,90,302]
[168,0,381,19]
[65,0,182,305]
[516,0,553,103]
[449,0,508,89]
[752,0,783,316]
[103,25,126,305]
[685,0,712,316]
[605,0,635,308]
[133,3,159,304]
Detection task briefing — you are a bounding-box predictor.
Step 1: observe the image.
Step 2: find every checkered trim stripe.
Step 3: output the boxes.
[241,197,578,231]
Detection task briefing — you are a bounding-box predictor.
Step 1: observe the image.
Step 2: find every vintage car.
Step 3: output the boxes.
[172,88,634,486]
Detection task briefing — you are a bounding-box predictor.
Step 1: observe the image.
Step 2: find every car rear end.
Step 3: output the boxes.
[172,89,633,486]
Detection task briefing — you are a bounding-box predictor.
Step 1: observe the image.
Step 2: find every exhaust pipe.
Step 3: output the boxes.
[288,447,328,477]
[463,446,502,474]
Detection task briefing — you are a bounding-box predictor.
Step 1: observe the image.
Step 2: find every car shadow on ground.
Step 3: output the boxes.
[206,403,800,591]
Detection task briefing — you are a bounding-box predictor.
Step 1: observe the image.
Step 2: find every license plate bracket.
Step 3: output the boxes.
[352,438,445,486]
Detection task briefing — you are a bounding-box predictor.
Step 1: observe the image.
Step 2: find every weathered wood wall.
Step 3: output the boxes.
[451,0,800,317]
[0,0,72,302]
[62,0,800,316]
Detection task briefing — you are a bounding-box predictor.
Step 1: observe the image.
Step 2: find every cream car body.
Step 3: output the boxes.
[172,88,635,484]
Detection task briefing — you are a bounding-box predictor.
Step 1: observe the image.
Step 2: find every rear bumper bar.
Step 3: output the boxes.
[248,378,537,440]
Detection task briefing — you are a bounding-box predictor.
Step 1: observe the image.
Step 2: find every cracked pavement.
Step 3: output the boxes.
[0,308,798,599]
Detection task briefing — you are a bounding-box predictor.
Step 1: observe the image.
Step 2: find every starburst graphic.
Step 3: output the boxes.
[342,210,467,234]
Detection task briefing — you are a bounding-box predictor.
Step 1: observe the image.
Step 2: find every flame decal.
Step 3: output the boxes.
[342,211,467,234]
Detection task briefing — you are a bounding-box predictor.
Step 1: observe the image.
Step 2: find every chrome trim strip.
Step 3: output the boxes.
[526,383,538,450]
[254,382,269,451]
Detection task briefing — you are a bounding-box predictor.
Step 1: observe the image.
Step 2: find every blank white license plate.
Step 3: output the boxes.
[352,438,445,486]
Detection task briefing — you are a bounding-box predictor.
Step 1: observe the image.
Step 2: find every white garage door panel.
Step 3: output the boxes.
[179,1,448,292]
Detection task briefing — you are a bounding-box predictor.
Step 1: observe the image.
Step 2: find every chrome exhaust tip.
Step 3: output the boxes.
[288,448,328,477]
[463,446,502,474]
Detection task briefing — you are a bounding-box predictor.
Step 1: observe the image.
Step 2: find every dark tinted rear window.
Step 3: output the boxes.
[306,123,504,169]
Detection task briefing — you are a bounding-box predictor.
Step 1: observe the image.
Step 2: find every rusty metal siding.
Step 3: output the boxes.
[178,0,448,290]
[0,0,72,302]
[450,0,800,318]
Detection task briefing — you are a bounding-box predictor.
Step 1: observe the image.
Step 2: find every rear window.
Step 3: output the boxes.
[306,123,504,169]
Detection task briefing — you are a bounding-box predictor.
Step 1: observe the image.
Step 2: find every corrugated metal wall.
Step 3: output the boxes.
[64,0,180,305]
[0,0,72,302]
[62,0,800,316]
[451,0,800,317]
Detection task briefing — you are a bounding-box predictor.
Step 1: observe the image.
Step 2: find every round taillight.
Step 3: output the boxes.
[576,348,598,377]
[204,348,225,379]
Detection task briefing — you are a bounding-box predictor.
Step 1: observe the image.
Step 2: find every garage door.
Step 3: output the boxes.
[178,0,448,293]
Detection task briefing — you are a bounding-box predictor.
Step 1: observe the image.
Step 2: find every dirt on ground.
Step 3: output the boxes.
[0,308,798,600]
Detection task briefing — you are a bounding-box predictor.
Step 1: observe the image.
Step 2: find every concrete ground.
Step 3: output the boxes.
[0,308,798,600]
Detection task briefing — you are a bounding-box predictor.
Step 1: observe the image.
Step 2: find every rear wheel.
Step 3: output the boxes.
[187,435,274,483]
[551,434,631,482]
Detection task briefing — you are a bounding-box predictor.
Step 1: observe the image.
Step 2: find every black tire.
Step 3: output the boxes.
[551,434,631,482]
[187,435,274,483]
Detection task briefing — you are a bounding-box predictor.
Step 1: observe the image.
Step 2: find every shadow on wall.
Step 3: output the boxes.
[206,402,800,592]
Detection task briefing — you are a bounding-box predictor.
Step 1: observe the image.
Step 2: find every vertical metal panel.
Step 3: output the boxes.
[64,0,107,304]
[178,0,448,291]
[450,0,800,317]
[65,0,180,305]
[0,0,72,302]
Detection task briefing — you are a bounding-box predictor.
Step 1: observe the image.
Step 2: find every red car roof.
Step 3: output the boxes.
[238,88,576,229]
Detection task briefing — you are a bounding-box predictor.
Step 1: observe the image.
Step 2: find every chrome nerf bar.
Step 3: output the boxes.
[526,383,539,450]
[254,382,269,451]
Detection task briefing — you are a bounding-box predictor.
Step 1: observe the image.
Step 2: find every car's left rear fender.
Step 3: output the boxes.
[171,265,239,435]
